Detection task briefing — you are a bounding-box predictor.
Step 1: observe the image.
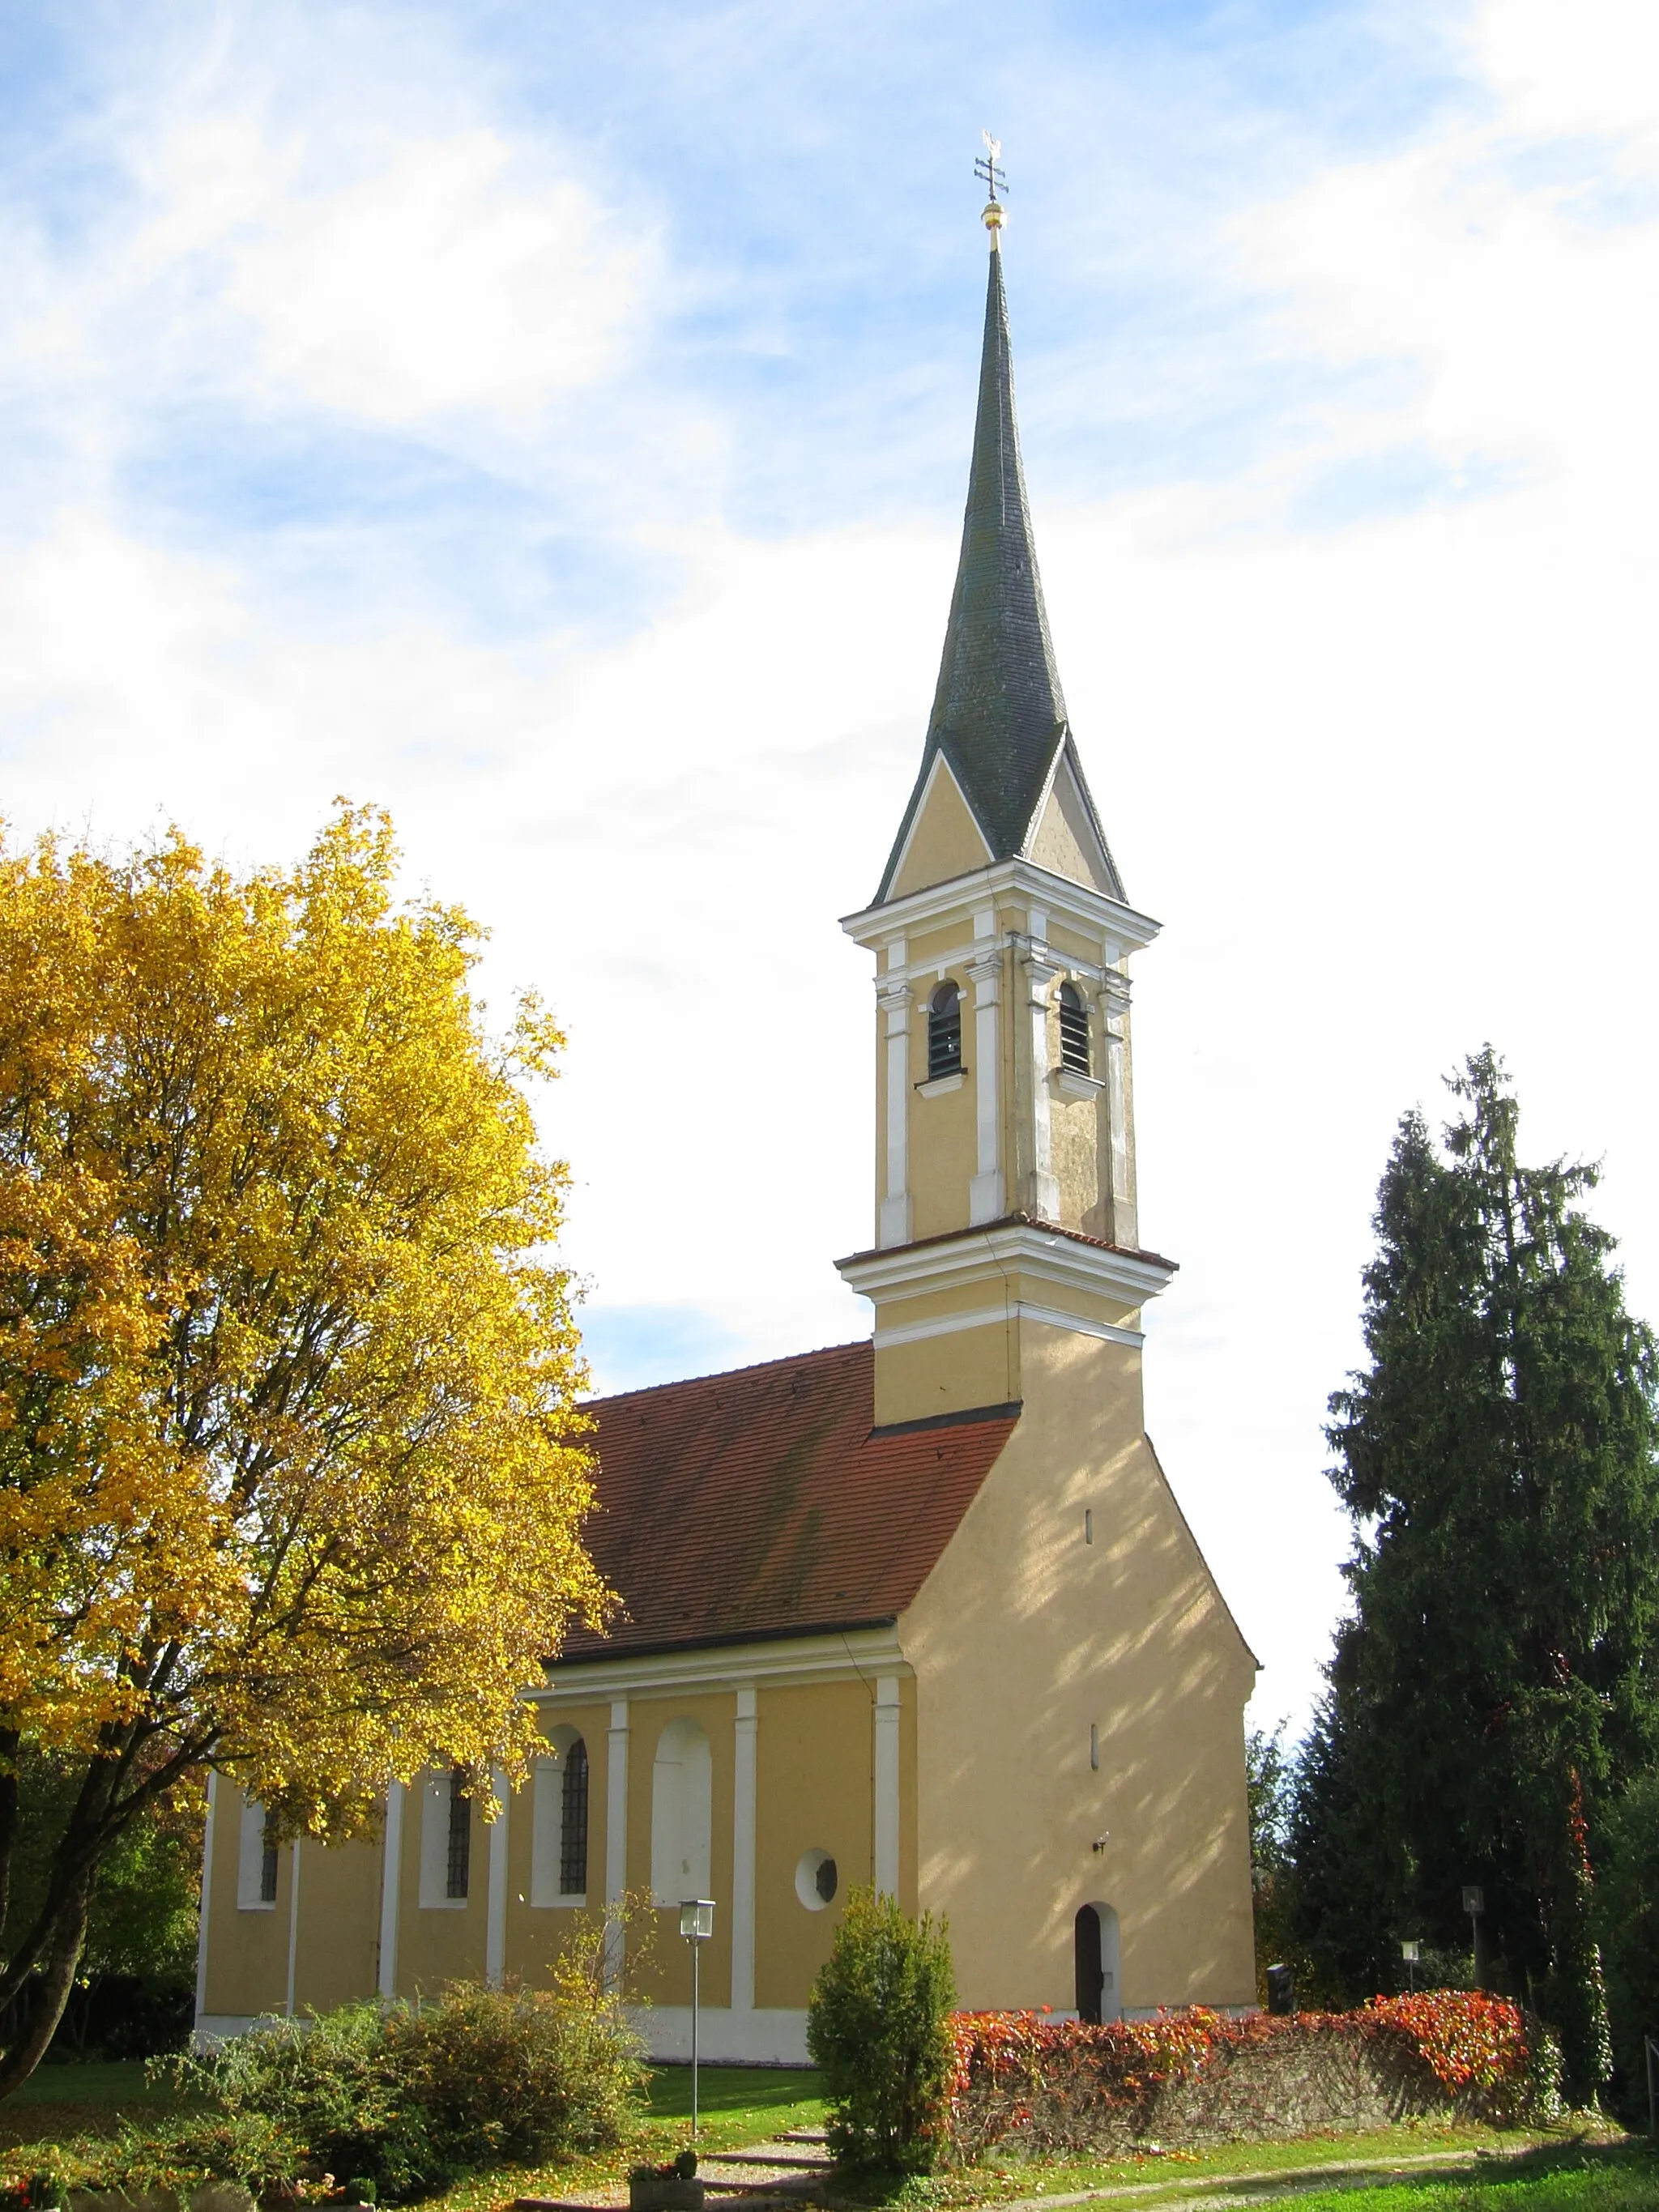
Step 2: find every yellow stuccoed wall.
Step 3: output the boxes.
[898,1321,1256,2014]
[201,1785,290,2020]
[292,1835,381,2013]
[754,1678,881,2010]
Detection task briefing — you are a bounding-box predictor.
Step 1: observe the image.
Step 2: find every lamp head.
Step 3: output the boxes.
[680,1899,714,1941]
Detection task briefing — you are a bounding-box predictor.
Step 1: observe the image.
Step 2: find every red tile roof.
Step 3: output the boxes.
[558,1340,1018,1663]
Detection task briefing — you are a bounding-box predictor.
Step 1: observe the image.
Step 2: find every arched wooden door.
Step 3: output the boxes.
[1074,1904,1104,2022]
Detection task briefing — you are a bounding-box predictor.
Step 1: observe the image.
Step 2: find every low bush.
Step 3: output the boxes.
[806,1886,956,2176]
[949,1991,1559,2161]
[89,1947,646,2203]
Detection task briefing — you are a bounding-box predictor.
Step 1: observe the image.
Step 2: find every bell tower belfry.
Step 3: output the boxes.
[837,189,1175,1427]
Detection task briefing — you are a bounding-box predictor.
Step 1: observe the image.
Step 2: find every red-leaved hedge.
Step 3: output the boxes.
[948,1992,1556,2159]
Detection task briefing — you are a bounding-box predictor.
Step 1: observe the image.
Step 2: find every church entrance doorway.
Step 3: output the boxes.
[1073,1903,1120,2023]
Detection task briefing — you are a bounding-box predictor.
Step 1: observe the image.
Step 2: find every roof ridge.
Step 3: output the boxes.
[582,1336,871,1410]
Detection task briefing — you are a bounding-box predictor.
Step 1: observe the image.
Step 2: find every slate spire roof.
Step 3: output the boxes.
[876,234,1124,905]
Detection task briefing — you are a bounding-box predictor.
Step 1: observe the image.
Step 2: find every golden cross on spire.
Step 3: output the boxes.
[975,131,1008,237]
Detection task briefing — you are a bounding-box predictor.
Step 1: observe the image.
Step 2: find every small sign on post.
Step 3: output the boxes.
[1401,1939,1420,1994]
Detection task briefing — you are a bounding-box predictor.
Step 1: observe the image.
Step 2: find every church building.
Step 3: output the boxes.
[194,196,1258,2062]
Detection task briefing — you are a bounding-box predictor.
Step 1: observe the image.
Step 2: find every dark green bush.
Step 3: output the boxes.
[806,1885,956,2176]
[101,1950,646,2203]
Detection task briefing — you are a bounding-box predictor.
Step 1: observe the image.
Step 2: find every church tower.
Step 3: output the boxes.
[838,194,1173,1427]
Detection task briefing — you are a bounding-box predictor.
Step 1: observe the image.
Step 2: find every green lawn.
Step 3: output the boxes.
[2,2056,1652,2212]
[7,2059,177,2109]
[1247,2142,1658,2212]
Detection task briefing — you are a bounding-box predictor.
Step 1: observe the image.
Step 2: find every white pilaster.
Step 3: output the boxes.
[604,1698,629,1986]
[878,970,913,1248]
[484,1767,509,1989]
[285,1837,302,2019]
[194,1770,217,2029]
[1101,965,1135,1247]
[967,934,1003,1225]
[377,1783,404,2001]
[873,1677,901,1898]
[1025,932,1062,1221]
[731,1686,758,2014]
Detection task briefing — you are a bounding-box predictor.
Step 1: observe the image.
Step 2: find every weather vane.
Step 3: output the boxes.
[975,130,1007,203]
[975,131,1008,238]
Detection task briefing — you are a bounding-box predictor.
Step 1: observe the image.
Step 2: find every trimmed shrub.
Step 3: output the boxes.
[948,1991,1557,2162]
[92,1958,646,2203]
[806,1886,956,2176]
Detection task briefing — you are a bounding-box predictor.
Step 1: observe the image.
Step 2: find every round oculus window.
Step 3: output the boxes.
[795,1848,838,1911]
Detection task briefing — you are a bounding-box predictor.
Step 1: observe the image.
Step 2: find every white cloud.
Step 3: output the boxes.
[216,130,650,424]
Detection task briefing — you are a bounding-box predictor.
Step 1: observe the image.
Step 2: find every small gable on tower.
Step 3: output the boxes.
[887,752,994,900]
[1026,740,1121,895]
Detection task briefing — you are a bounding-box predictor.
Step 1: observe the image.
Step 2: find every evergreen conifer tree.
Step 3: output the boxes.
[1311,1050,1659,2103]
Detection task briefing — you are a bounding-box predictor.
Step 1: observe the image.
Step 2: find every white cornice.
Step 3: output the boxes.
[841,858,1160,956]
[873,1300,1145,1351]
[836,1218,1174,1309]
[534,1626,908,1702]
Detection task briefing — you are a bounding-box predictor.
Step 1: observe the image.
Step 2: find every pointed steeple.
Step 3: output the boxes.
[876,215,1124,906]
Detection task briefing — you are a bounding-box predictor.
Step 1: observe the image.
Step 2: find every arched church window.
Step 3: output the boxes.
[928,982,962,1080]
[1058,982,1090,1076]
[650,1715,712,1903]
[560,1737,589,1896]
[446,1767,471,1900]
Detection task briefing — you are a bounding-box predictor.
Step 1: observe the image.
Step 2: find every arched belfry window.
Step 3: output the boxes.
[928,982,962,1080]
[1058,982,1090,1076]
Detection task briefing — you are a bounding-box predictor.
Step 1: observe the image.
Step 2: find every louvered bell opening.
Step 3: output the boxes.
[928,982,962,1080]
[1059,983,1090,1076]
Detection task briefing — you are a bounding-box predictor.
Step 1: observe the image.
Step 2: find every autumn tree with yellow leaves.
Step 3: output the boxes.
[0,807,608,2095]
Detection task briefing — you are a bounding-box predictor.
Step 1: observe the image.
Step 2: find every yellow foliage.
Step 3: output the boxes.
[0,803,609,1833]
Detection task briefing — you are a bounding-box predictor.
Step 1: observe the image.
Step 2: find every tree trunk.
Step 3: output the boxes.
[0,1864,93,2102]
[1542,1768,1613,2108]
[0,1727,18,1950]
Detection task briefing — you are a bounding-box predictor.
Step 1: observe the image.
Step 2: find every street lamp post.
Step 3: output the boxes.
[1401,1940,1420,1995]
[679,1900,715,2137]
[1461,1886,1485,1989]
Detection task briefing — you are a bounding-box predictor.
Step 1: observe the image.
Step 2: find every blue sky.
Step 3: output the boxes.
[5,0,1659,1731]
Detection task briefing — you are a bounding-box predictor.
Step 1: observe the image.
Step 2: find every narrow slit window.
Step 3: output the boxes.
[1090,1723,1100,1771]
[560,1737,589,1895]
[1084,1509,1094,1546]
[928,982,962,1080]
[446,1768,471,1900]
[260,1811,279,1904]
[1058,982,1091,1076]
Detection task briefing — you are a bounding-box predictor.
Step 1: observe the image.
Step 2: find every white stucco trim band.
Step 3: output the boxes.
[484,1765,509,1988]
[842,857,1160,957]
[537,1626,907,1702]
[873,1302,1145,1350]
[730,1686,758,2014]
[631,2005,811,2065]
[873,1677,901,1897]
[377,1782,404,2000]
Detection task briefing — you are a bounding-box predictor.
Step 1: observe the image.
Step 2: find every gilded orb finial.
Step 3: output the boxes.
[975,131,1007,241]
